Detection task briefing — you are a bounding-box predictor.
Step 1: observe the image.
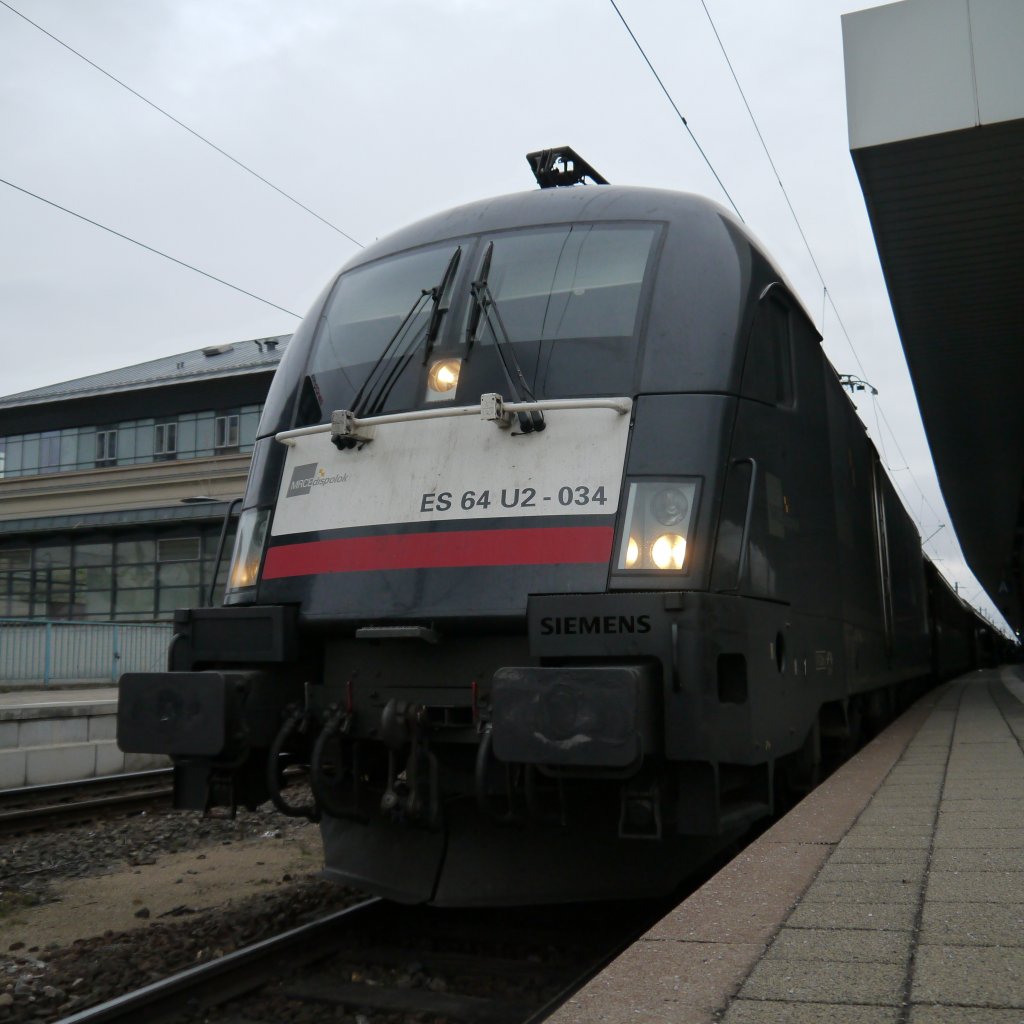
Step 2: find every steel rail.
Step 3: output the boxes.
[54,898,381,1024]
[0,769,174,834]
[49,893,678,1024]
[0,768,172,805]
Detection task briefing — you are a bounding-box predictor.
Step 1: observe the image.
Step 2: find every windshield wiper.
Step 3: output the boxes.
[464,241,493,357]
[466,242,544,433]
[349,288,432,421]
[422,246,461,366]
[363,246,463,418]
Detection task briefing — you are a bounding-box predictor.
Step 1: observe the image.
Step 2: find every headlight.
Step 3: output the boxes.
[616,481,697,572]
[651,533,686,569]
[226,507,270,592]
[625,536,640,568]
[425,358,461,401]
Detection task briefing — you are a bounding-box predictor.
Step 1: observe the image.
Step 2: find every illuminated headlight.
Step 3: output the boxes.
[226,508,270,592]
[425,358,461,401]
[651,533,686,570]
[625,536,640,568]
[616,481,697,572]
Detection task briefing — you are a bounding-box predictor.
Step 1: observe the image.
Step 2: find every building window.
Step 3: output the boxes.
[154,422,178,460]
[158,537,200,562]
[40,431,61,471]
[95,429,118,467]
[215,414,240,451]
[0,402,268,477]
[0,549,31,617]
[73,541,113,618]
[0,549,32,571]
[156,536,202,618]
[0,528,240,622]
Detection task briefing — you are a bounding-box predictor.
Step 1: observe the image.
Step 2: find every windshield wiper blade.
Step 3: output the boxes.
[364,246,464,418]
[476,281,538,402]
[350,289,432,419]
[465,241,494,356]
[466,244,544,432]
[422,246,461,366]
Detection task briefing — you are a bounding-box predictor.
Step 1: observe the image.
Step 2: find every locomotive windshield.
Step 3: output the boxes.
[309,243,459,378]
[303,222,659,419]
[468,224,655,344]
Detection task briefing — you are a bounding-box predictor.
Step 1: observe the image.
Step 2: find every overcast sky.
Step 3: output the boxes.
[0,0,1009,632]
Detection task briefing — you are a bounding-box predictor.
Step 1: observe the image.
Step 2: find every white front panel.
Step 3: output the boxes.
[272,403,632,537]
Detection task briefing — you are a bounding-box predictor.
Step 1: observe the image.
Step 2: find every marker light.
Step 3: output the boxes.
[226,508,270,592]
[651,534,686,570]
[427,358,461,394]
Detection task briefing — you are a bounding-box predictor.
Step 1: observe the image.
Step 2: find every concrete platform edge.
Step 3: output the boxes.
[547,679,954,1024]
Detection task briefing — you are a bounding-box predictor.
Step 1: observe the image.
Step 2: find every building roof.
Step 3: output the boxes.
[844,0,1024,633]
[0,335,290,410]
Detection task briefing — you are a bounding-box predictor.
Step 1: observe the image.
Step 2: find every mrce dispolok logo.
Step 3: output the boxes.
[286,463,349,498]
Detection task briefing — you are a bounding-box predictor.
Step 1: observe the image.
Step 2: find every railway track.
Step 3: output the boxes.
[54,893,668,1024]
[0,769,173,835]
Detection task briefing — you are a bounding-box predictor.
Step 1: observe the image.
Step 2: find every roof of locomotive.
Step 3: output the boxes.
[341,184,765,271]
[257,184,816,436]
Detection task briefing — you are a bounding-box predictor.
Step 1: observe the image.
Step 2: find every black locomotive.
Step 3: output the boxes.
[119,150,985,905]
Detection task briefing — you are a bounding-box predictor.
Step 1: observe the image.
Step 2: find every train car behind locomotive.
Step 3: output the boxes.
[120,150,953,905]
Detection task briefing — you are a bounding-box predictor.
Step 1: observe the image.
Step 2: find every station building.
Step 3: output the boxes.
[0,336,287,622]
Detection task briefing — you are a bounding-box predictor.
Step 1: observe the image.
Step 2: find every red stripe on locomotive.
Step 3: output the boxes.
[262,525,615,578]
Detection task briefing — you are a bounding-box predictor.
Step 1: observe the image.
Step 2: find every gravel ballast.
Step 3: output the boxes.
[0,803,364,1022]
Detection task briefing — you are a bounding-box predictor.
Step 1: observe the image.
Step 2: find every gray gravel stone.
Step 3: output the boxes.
[0,798,363,1024]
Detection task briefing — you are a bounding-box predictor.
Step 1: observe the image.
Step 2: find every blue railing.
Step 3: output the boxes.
[0,619,174,685]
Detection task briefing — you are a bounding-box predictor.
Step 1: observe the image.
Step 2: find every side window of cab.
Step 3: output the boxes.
[741,292,794,407]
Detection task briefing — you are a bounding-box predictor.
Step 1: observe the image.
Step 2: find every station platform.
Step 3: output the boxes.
[0,686,166,787]
[551,666,1024,1024]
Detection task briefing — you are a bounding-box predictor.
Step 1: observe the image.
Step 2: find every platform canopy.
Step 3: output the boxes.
[843,0,1024,633]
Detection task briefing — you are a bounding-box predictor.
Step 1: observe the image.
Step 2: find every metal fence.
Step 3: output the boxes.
[0,619,174,685]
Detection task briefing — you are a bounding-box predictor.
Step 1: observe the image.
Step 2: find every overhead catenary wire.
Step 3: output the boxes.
[869,401,969,591]
[870,395,895,473]
[695,1,860,355]
[1,175,302,318]
[696,0,826,285]
[0,0,363,249]
[611,0,871,415]
[694,3,965,559]
[686,3,994,616]
[3,1,993,620]
[606,0,744,223]
[873,400,945,525]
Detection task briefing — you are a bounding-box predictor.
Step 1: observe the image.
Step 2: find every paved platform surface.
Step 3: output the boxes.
[0,687,119,717]
[0,680,123,693]
[550,666,1024,1024]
